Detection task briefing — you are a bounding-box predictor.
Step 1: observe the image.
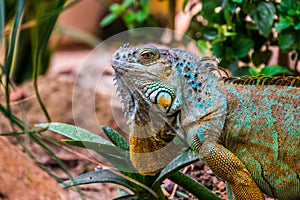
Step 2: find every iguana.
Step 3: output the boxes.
[111,43,300,200]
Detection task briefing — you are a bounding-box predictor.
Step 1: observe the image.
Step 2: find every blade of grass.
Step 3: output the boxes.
[0,102,29,130]
[31,1,68,123]
[4,0,25,129]
[55,25,101,47]
[0,0,5,64]
[29,132,75,182]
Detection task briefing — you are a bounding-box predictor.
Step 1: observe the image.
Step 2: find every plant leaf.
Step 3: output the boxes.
[278,31,295,50]
[152,148,198,188]
[100,13,118,27]
[61,169,133,188]
[102,126,129,151]
[252,50,272,66]
[276,18,293,32]
[260,65,292,76]
[63,139,134,172]
[36,122,113,145]
[250,1,275,37]
[197,39,209,54]
[232,37,254,58]
[114,195,138,200]
[169,171,221,200]
[62,170,159,199]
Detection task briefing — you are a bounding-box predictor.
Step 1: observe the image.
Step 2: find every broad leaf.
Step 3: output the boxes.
[232,37,254,58]
[278,31,295,50]
[276,18,293,32]
[114,195,138,200]
[61,169,134,189]
[260,65,292,76]
[100,13,118,27]
[102,126,130,151]
[63,139,135,172]
[250,1,275,37]
[197,39,209,54]
[62,170,159,199]
[252,50,272,66]
[36,122,113,146]
[152,148,198,188]
[169,171,221,200]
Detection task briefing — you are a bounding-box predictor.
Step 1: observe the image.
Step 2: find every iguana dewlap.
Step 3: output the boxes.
[112,44,300,200]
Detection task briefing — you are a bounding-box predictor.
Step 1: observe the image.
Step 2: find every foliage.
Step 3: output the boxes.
[0,0,83,186]
[102,0,299,76]
[38,122,221,200]
[100,0,158,29]
[186,0,299,76]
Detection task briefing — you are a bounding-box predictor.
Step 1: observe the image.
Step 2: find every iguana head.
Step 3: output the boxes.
[112,44,223,175]
[112,44,177,125]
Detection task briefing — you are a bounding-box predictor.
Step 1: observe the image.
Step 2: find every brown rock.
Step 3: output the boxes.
[0,136,68,200]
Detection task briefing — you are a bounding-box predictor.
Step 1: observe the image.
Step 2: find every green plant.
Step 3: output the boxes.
[37,122,221,200]
[100,0,158,29]
[0,0,83,184]
[186,0,299,76]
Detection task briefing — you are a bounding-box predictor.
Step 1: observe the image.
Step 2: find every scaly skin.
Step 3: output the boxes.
[112,44,300,200]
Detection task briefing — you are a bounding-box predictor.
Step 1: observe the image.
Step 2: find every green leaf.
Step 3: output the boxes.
[211,43,226,58]
[102,126,130,151]
[61,169,134,189]
[197,40,209,54]
[250,1,275,37]
[232,0,243,3]
[36,123,113,145]
[62,170,159,199]
[4,0,25,77]
[152,148,198,188]
[252,50,272,66]
[100,13,118,27]
[249,67,259,76]
[182,0,189,10]
[203,27,218,40]
[110,4,124,14]
[123,12,135,24]
[295,22,300,30]
[231,66,251,77]
[202,0,219,21]
[70,140,134,172]
[136,10,148,23]
[169,171,221,200]
[260,65,292,76]
[276,18,293,32]
[140,0,149,7]
[232,37,254,58]
[278,31,295,50]
[62,140,126,159]
[114,195,138,200]
[122,0,134,7]
[0,0,4,57]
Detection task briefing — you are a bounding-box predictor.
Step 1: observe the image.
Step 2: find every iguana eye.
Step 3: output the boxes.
[139,48,159,64]
[141,51,154,59]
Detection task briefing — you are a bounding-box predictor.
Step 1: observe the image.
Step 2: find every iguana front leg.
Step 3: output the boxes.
[195,141,265,199]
